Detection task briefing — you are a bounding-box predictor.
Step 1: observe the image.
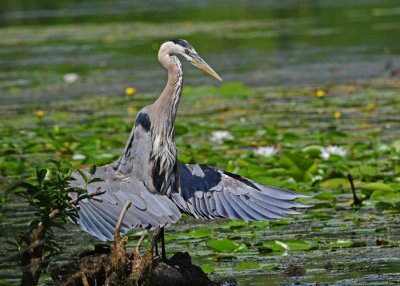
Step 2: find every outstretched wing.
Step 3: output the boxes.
[171,163,309,221]
[69,166,181,241]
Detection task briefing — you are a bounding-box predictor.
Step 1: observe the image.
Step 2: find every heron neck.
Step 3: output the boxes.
[152,54,183,138]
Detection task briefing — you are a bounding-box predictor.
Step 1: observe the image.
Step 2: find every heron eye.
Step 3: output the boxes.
[184,49,190,55]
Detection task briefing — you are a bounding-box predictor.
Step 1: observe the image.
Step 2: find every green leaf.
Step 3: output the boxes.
[362,182,393,193]
[88,177,103,184]
[219,81,254,97]
[200,265,215,274]
[89,164,97,175]
[36,167,47,185]
[350,165,379,177]
[370,190,400,202]
[223,220,248,229]
[206,238,246,253]
[233,261,260,271]
[189,227,213,237]
[77,169,88,184]
[320,178,350,189]
[306,212,332,220]
[328,240,353,248]
[275,240,316,251]
[262,263,279,270]
[392,140,400,152]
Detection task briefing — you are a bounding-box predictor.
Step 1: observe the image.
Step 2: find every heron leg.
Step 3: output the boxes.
[154,235,159,257]
[160,227,167,261]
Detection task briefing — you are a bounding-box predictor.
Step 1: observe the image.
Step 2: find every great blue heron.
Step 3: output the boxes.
[70,39,308,258]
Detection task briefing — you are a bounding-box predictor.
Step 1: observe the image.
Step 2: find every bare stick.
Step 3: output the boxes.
[347,173,362,206]
[69,188,106,206]
[114,200,132,241]
[148,228,161,252]
[133,232,147,258]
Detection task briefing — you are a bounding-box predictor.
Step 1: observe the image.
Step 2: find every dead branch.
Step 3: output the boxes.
[347,173,362,206]
[69,188,106,206]
[114,200,132,241]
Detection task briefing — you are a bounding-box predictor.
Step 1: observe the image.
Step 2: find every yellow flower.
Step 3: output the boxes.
[45,143,53,150]
[103,35,115,44]
[364,101,377,112]
[35,110,45,118]
[334,111,342,119]
[315,89,326,97]
[125,87,136,96]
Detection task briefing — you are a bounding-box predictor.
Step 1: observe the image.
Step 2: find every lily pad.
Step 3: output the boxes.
[189,227,213,237]
[206,238,247,253]
[233,261,261,271]
[262,263,279,270]
[329,240,353,248]
[320,178,350,189]
[200,264,215,274]
[363,182,393,193]
[223,220,248,229]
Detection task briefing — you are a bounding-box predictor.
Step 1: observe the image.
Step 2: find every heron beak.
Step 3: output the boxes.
[191,53,223,81]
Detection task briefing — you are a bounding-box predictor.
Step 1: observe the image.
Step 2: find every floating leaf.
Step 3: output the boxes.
[223,220,248,229]
[306,212,332,220]
[363,182,393,193]
[350,165,379,177]
[320,178,350,189]
[329,240,353,248]
[206,238,247,253]
[262,263,279,270]
[261,241,286,252]
[189,227,213,237]
[392,140,400,153]
[219,81,254,97]
[371,190,400,202]
[233,261,260,271]
[200,264,215,274]
[276,240,316,251]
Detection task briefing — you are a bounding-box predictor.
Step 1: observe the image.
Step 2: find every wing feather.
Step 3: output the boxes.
[173,163,309,221]
[70,166,181,241]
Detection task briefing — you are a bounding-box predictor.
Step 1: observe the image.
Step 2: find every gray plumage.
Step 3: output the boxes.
[70,39,308,241]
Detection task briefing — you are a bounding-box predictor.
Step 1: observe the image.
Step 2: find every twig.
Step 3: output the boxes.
[114,200,132,241]
[149,228,161,252]
[347,173,362,206]
[69,188,106,206]
[45,189,106,222]
[132,232,147,258]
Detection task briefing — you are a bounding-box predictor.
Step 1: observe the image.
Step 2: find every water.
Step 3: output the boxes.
[1,0,400,285]
[1,0,400,103]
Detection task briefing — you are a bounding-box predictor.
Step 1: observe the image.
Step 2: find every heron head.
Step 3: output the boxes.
[166,39,222,81]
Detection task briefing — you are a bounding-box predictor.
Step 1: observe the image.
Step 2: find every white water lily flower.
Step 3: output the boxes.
[321,145,347,160]
[210,130,234,144]
[63,73,79,84]
[254,146,277,157]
